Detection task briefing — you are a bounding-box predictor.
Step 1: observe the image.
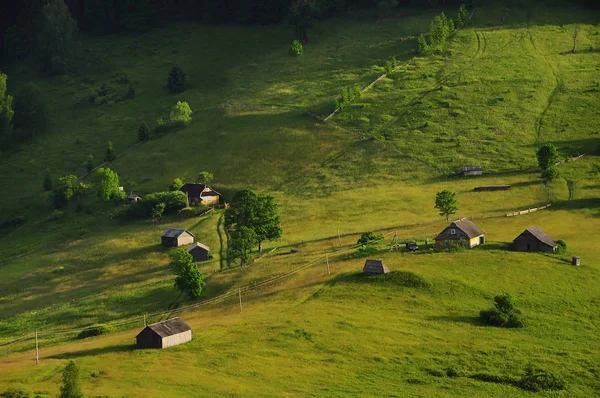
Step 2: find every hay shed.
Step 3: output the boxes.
[136,318,192,349]
[187,242,210,262]
[363,259,390,275]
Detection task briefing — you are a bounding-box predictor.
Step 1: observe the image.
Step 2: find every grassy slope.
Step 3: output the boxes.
[0,1,600,396]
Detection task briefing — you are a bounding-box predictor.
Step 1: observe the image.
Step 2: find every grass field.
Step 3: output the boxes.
[1,0,599,396]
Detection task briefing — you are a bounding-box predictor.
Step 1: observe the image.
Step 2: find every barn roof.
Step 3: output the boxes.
[435,218,485,240]
[161,228,195,238]
[363,259,390,274]
[516,226,557,248]
[127,193,142,199]
[180,183,221,197]
[462,166,483,171]
[139,318,191,338]
[187,242,210,252]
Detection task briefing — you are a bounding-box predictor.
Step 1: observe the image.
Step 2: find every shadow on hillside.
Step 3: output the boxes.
[558,139,600,156]
[429,315,486,327]
[546,199,600,214]
[49,343,135,359]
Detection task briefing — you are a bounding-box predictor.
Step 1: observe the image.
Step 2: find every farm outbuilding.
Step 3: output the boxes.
[180,183,220,206]
[435,218,485,249]
[363,260,390,275]
[513,226,558,253]
[462,166,483,176]
[187,242,210,262]
[161,228,195,247]
[127,193,142,202]
[136,318,192,349]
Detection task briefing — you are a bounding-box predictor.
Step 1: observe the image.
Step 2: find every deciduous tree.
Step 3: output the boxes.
[59,360,83,398]
[537,143,559,172]
[37,0,79,74]
[169,248,205,298]
[434,190,458,221]
[97,167,120,201]
[167,65,186,94]
[169,101,192,124]
[228,226,257,267]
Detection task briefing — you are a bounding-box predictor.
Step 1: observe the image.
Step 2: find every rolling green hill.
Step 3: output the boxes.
[0,1,599,396]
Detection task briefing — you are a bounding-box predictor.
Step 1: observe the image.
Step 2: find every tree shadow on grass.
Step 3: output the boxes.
[546,199,600,215]
[49,343,135,359]
[428,315,487,327]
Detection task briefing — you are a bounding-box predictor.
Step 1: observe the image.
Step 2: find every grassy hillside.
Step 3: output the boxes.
[0,0,599,396]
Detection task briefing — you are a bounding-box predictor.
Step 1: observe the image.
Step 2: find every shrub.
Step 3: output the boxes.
[456,4,470,29]
[97,168,121,202]
[480,293,524,328]
[138,122,150,141]
[76,324,112,339]
[556,239,567,254]
[518,366,566,392]
[167,65,186,94]
[104,141,116,162]
[0,388,33,398]
[353,244,377,258]
[418,12,455,54]
[335,85,362,111]
[169,178,184,192]
[151,202,166,220]
[357,231,384,245]
[86,155,94,173]
[541,167,559,181]
[121,191,187,220]
[169,101,192,124]
[290,40,304,56]
[178,207,196,218]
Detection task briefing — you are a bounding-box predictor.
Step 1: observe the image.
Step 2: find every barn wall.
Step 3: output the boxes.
[161,330,192,348]
[176,235,194,247]
[201,195,219,205]
[136,329,161,349]
[191,249,209,262]
[514,235,556,253]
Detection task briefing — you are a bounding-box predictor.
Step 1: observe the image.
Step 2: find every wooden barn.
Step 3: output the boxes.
[161,228,195,247]
[513,226,558,253]
[435,218,485,249]
[363,260,390,275]
[127,193,142,202]
[136,318,192,349]
[180,183,220,206]
[462,166,483,176]
[187,242,210,262]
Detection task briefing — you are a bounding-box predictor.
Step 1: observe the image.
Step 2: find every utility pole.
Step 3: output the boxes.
[326,254,330,275]
[35,331,39,365]
[238,288,243,312]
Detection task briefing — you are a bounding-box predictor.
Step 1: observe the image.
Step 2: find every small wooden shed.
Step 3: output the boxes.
[180,183,220,206]
[136,318,192,349]
[513,226,558,253]
[187,242,210,262]
[127,193,142,202]
[161,228,195,247]
[363,260,390,275]
[462,166,483,176]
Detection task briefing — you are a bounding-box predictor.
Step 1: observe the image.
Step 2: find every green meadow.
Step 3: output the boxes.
[1,1,599,396]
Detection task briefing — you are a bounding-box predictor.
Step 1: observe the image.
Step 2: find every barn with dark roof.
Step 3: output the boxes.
[180,183,220,206]
[513,226,558,253]
[136,318,192,349]
[187,242,210,262]
[161,228,194,247]
[435,218,486,249]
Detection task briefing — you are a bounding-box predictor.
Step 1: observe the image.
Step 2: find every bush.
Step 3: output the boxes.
[418,12,455,54]
[121,191,187,220]
[167,65,186,94]
[104,141,116,162]
[541,167,559,181]
[152,202,166,221]
[353,244,377,258]
[138,122,150,141]
[0,388,33,398]
[169,178,184,192]
[335,85,362,111]
[169,101,192,124]
[290,40,304,56]
[480,293,524,328]
[518,366,565,392]
[556,239,567,255]
[456,4,470,29]
[357,231,384,245]
[384,56,398,75]
[178,207,196,218]
[76,324,112,339]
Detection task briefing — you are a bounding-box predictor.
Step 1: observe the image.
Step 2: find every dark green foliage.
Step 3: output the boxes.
[12,83,48,138]
[178,207,196,218]
[480,293,524,328]
[0,73,14,140]
[537,143,560,171]
[228,226,257,267]
[167,65,186,94]
[434,190,458,221]
[121,191,187,220]
[290,40,304,56]
[43,169,53,191]
[76,324,112,339]
[357,231,384,245]
[518,366,566,392]
[138,122,150,141]
[37,0,79,74]
[335,85,362,111]
[541,166,560,181]
[384,56,398,75]
[104,141,116,162]
[0,388,32,398]
[97,168,121,201]
[52,175,91,209]
[418,12,455,55]
[198,171,214,184]
[225,189,283,252]
[170,249,205,298]
[556,239,567,254]
[86,155,94,173]
[151,202,165,221]
[289,0,318,40]
[352,244,377,258]
[456,4,470,29]
[59,361,83,398]
[169,178,184,192]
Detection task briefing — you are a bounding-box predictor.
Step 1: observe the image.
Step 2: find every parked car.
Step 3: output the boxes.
[406,242,419,252]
